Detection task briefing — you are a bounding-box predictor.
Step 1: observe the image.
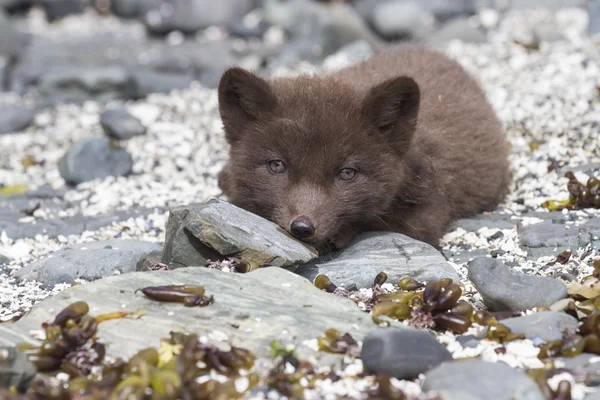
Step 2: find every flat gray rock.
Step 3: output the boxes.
[58,137,133,185]
[468,257,567,312]
[361,328,452,379]
[1,267,385,360]
[14,240,161,287]
[100,108,147,140]
[162,200,318,270]
[0,105,35,134]
[500,312,579,342]
[0,347,37,393]
[423,360,545,400]
[296,232,459,289]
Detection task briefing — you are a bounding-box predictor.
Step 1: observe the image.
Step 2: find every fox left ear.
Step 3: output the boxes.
[361,76,420,150]
[218,67,277,143]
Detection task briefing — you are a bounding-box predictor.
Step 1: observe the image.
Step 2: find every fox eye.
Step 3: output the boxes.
[267,160,287,174]
[338,168,357,181]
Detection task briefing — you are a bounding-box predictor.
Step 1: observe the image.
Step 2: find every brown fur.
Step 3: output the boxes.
[217,47,510,251]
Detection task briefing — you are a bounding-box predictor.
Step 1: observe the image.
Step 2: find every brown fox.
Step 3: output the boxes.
[217,47,510,252]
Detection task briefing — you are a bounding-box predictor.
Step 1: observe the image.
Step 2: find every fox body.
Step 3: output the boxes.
[217,47,510,251]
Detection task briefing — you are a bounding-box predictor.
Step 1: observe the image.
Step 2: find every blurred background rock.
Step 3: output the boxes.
[0,0,596,109]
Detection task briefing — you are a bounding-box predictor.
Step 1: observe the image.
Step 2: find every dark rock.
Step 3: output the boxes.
[100,108,146,140]
[296,232,459,289]
[0,0,34,13]
[509,0,585,10]
[264,0,380,63]
[361,328,452,379]
[371,0,434,40]
[0,347,37,393]
[128,70,193,99]
[0,55,8,91]
[450,213,517,232]
[228,18,270,39]
[110,0,160,19]
[500,312,579,342]
[38,66,131,103]
[0,10,19,57]
[143,0,253,35]
[1,267,386,360]
[0,106,34,134]
[519,218,600,258]
[468,257,567,312]
[58,138,133,185]
[14,240,162,286]
[39,0,89,22]
[423,0,476,23]
[427,17,486,46]
[136,250,163,272]
[162,200,318,270]
[456,335,479,349]
[423,360,545,400]
[0,254,11,265]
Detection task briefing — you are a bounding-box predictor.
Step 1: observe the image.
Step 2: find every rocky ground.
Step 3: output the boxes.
[1,0,600,399]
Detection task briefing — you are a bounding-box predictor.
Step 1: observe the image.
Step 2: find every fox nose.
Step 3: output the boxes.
[290,217,315,239]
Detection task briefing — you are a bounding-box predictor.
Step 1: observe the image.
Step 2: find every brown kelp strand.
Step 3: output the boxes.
[542,172,600,211]
[137,285,214,307]
[372,278,474,334]
[316,328,360,356]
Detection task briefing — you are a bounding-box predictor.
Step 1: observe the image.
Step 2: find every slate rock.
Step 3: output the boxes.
[39,0,89,21]
[590,0,600,34]
[450,213,517,232]
[0,254,11,265]
[110,0,160,18]
[0,347,37,393]
[38,66,131,103]
[100,108,146,140]
[371,0,434,40]
[500,311,579,342]
[361,328,452,379]
[427,17,487,46]
[0,55,8,91]
[0,105,34,134]
[144,0,253,35]
[423,360,544,400]
[58,138,133,185]
[468,257,567,312]
[296,232,459,289]
[0,10,19,57]
[264,0,380,62]
[509,0,585,10]
[456,335,480,349]
[136,250,163,272]
[14,240,161,287]
[162,200,318,270]
[1,267,385,360]
[128,70,193,99]
[423,0,476,23]
[558,353,600,375]
[519,220,579,257]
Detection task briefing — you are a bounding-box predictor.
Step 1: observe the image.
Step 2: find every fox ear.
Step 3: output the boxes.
[218,67,277,143]
[361,76,420,150]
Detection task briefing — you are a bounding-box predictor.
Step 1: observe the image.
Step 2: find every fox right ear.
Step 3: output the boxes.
[218,67,277,143]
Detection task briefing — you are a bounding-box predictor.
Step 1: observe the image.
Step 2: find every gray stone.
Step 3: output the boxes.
[591,0,600,34]
[0,10,19,57]
[0,254,11,265]
[509,0,585,10]
[322,40,374,71]
[468,257,567,312]
[450,213,517,232]
[500,312,579,342]
[128,70,193,99]
[558,354,600,375]
[0,267,386,360]
[296,232,459,289]
[361,328,452,379]
[39,0,89,21]
[162,200,318,270]
[14,240,161,287]
[100,108,147,141]
[456,335,479,349]
[423,360,545,400]
[58,138,133,185]
[443,248,489,265]
[0,55,8,91]
[427,17,487,46]
[136,250,163,272]
[0,347,37,393]
[38,66,131,103]
[264,0,380,62]
[423,0,476,23]
[519,218,600,258]
[371,0,434,40]
[144,0,253,35]
[585,392,600,400]
[0,106,34,134]
[110,0,160,18]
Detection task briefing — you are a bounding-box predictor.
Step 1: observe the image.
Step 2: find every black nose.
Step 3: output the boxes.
[290,217,315,239]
